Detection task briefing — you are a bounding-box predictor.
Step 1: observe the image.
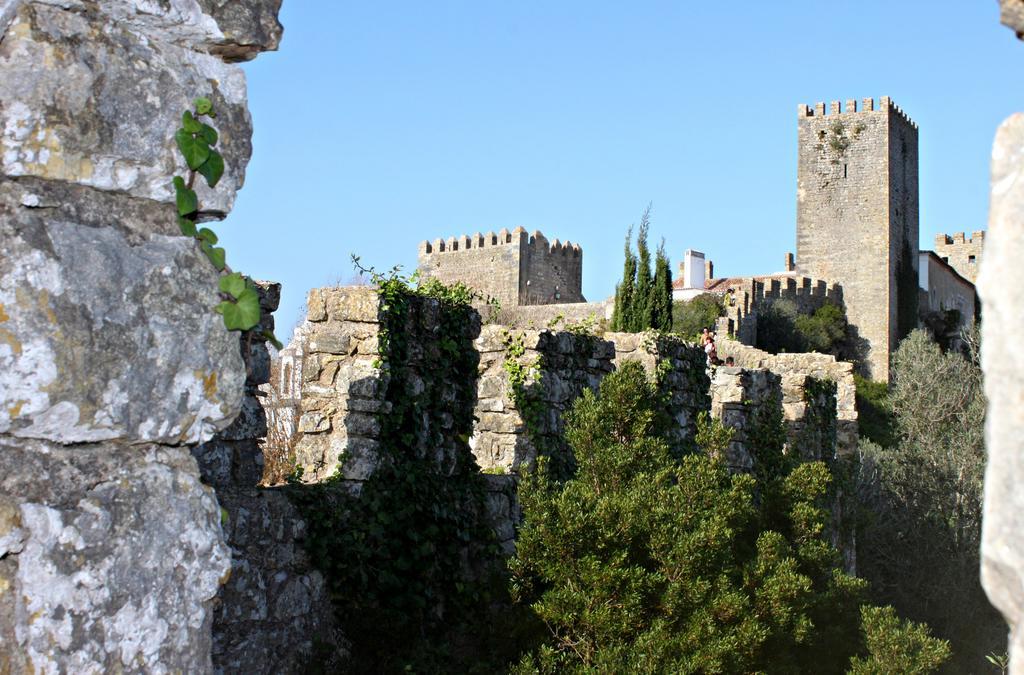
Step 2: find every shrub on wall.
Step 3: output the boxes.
[509,361,949,673]
[757,299,849,357]
[671,293,725,339]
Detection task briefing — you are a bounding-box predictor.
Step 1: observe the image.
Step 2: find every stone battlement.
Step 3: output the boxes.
[418,227,585,307]
[798,96,918,129]
[419,227,582,257]
[934,230,985,283]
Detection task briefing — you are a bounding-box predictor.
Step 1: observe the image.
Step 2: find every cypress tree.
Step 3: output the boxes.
[651,239,673,332]
[633,206,653,332]
[610,227,637,331]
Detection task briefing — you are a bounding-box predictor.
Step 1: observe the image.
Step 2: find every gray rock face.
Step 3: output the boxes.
[0,438,231,674]
[979,113,1024,669]
[0,178,245,445]
[0,1,253,215]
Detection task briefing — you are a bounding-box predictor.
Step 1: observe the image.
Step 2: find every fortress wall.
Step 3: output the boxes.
[191,283,340,673]
[709,368,784,472]
[521,231,585,305]
[934,231,985,283]
[609,332,711,449]
[716,341,857,457]
[796,97,919,380]
[491,299,612,329]
[417,228,527,308]
[473,326,616,473]
[715,276,843,347]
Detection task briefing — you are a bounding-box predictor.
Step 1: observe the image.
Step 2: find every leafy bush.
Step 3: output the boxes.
[672,293,724,339]
[856,328,1000,672]
[854,374,896,448]
[757,299,848,356]
[510,361,948,673]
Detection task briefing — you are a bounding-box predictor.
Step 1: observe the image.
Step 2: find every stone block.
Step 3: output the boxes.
[0,439,230,674]
[0,182,245,445]
[1,3,251,214]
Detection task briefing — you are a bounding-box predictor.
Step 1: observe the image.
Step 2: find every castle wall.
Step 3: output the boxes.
[191,283,340,673]
[417,228,585,308]
[521,231,585,304]
[710,275,842,347]
[919,252,976,328]
[716,341,857,457]
[417,229,527,308]
[796,97,919,381]
[709,368,783,472]
[934,231,985,283]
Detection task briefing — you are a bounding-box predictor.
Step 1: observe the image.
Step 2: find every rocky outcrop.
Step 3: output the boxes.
[0,0,281,671]
[979,113,1024,670]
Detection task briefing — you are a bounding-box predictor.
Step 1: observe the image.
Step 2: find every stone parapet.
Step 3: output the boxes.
[716,341,857,457]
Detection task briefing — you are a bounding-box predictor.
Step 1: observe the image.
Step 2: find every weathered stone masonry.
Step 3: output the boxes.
[796,97,920,381]
[0,1,283,671]
[418,227,585,308]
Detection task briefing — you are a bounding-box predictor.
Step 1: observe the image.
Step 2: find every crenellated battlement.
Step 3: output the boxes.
[933,230,985,283]
[419,226,528,255]
[798,96,918,129]
[418,227,585,306]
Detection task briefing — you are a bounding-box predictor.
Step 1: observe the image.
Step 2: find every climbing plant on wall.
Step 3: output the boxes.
[172,97,280,347]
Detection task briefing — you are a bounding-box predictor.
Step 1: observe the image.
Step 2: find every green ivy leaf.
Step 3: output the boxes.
[218,287,260,330]
[201,242,226,271]
[197,150,224,188]
[199,123,218,146]
[219,271,246,299]
[174,179,198,216]
[177,215,197,237]
[194,97,213,116]
[175,129,210,170]
[182,110,202,134]
[197,227,218,245]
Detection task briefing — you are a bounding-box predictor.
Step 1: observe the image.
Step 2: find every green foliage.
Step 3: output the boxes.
[651,239,674,332]
[287,262,508,671]
[795,302,848,353]
[635,206,654,329]
[610,226,637,332]
[511,361,948,673]
[171,98,280,344]
[610,205,673,333]
[854,374,896,448]
[848,606,951,674]
[757,299,848,357]
[672,293,725,338]
[856,328,999,672]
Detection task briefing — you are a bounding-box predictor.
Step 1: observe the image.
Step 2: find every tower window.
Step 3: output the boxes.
[843,163,847,178]
[968,255,977,264]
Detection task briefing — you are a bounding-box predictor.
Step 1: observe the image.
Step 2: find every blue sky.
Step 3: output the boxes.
[225,1,1022,333]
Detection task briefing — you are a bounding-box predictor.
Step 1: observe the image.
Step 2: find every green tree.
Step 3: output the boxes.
[611,206,673,333]
[634,206,654,330]
[651,239,674,332]
[511,361,949,673]
[672,293,725,339]
[856,327,1000,672]
[610,226,637,331]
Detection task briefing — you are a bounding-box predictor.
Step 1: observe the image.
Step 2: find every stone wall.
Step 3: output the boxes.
[609,331,711,449]
[191,283,341,673]
[417,227,584,309]
[489,299,611,330]
[709,275,843,346]
[708,367,783,472]
[716,341,857,457]
[933,231,984,283]
[0,1,282,670]
[796,97,919,381]
[472,325,615,472]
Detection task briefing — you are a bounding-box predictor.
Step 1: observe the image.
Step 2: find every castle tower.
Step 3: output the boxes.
[796,97,919,381]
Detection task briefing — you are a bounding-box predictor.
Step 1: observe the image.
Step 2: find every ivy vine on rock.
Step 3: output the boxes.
[171,96,281,348]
